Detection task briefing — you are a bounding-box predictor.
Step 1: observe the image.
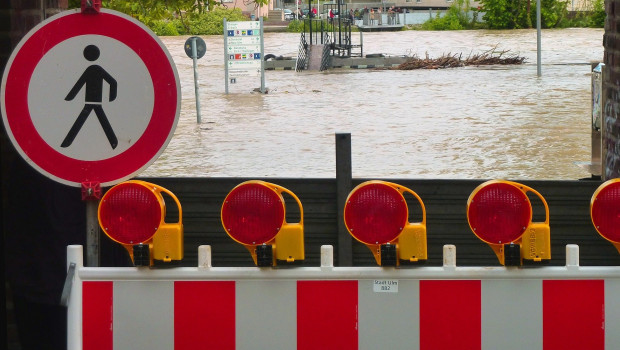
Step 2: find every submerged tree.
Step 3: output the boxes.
[480,0,568,29]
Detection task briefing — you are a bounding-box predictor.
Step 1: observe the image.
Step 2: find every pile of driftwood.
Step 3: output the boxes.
[393,48,526,70]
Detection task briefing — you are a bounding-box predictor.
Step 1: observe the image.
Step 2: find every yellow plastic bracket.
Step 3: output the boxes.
[612,243,620,255]
[238,181,305,266]
[517,183,550,263]
[134,180,184,264]
[398,223,428,263]
[480,181,550,265]
[521,223,551,261]
[488,244,506,265]
[359,181,427,266]
[395,184,427,264]
[272,183,305,264]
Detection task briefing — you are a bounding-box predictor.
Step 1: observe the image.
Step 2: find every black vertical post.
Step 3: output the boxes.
[1,1,10,347]
[336,133,353,266]
[308,0,313,45]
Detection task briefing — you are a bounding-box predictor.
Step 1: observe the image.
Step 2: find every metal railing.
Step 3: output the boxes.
[296,32,309,71]
[296,8,363,69]
[320,32,332,71]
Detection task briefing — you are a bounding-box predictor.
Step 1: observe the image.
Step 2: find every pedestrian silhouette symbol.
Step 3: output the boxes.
[62,44,118,149]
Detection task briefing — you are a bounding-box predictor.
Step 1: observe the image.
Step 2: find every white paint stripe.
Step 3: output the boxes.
[113,281,174,350]
[358,279,420,350]
[481,279,542,350]
[606,279,620,348]
[235,280,297,350]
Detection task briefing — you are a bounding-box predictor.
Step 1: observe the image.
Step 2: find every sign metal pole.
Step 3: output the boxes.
[536,0,542,77]
[191,37,202,123]
[260,17,266,94]
[224,18,229,94]
[86,200,99,266]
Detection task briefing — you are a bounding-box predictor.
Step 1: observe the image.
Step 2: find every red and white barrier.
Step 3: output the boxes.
[67,245,620,350]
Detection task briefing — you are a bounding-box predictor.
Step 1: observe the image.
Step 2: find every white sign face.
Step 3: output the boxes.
[227,44,261,54]
[225,21,263,80]
[228,59,262,77]
[227,35,261,45]
[373,280,399,293]
[226,21,261,30]
[28,35,154,161]
[1,9,180,187]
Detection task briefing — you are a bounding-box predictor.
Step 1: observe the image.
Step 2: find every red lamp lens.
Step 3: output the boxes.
[99,183,161,244]
[592,182,620,242]
[344,183,407,245]
[221,183,285,245]
[468,183,531,244]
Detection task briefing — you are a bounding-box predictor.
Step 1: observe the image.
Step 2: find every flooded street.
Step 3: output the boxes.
[143,28,604,180]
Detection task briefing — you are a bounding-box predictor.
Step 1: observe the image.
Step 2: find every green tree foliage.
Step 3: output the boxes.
[69,0,207,24]
[185,7,248,34]
[286,19,337,32]
[480,0,569,29]
[591,0,606,27]
[69,0,249,35]
[247,0,270,10]
[422,0,480,30]
[559,0,606,27]
[479,0,513,29]
[150,7,248,35]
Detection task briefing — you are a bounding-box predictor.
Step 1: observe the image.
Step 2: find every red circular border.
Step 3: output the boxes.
[2,10,179,186]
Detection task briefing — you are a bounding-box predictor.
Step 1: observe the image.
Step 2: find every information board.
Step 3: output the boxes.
[224,19,265,93]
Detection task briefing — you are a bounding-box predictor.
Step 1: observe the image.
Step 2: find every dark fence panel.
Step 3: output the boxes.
[138,177,619,268]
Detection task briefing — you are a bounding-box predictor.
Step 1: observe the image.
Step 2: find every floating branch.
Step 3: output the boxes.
[393,47,526,70]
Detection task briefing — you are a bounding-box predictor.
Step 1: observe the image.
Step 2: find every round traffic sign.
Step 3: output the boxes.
[184,36,206,59]
[1,9,180,187]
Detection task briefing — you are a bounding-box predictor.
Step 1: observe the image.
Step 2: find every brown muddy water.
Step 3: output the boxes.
[142,28,604,180]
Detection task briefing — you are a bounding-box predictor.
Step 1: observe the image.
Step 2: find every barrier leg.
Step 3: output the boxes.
[67,245,84,350]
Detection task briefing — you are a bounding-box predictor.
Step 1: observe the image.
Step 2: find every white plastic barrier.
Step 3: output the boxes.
[67,244,620,350]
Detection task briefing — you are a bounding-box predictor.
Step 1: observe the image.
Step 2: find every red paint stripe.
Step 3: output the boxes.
[83,281,113,350]
[543,280,604,350]
[174,281,236,350]
[420,280,481,350]
[297,280,358,350]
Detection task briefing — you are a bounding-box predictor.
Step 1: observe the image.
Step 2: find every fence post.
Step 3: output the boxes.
[336,133,353,266]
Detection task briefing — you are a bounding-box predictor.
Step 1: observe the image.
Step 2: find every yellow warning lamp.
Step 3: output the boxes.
[98,180,183,266]
[467,180,550,266]
[221,180,304,267]
[590,179,620,254]
[344,180,427,266]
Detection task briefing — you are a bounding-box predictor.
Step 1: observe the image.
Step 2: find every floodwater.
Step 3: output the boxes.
[142,28,604,180]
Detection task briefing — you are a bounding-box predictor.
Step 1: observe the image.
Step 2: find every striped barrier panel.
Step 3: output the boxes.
[67,245,620,350]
